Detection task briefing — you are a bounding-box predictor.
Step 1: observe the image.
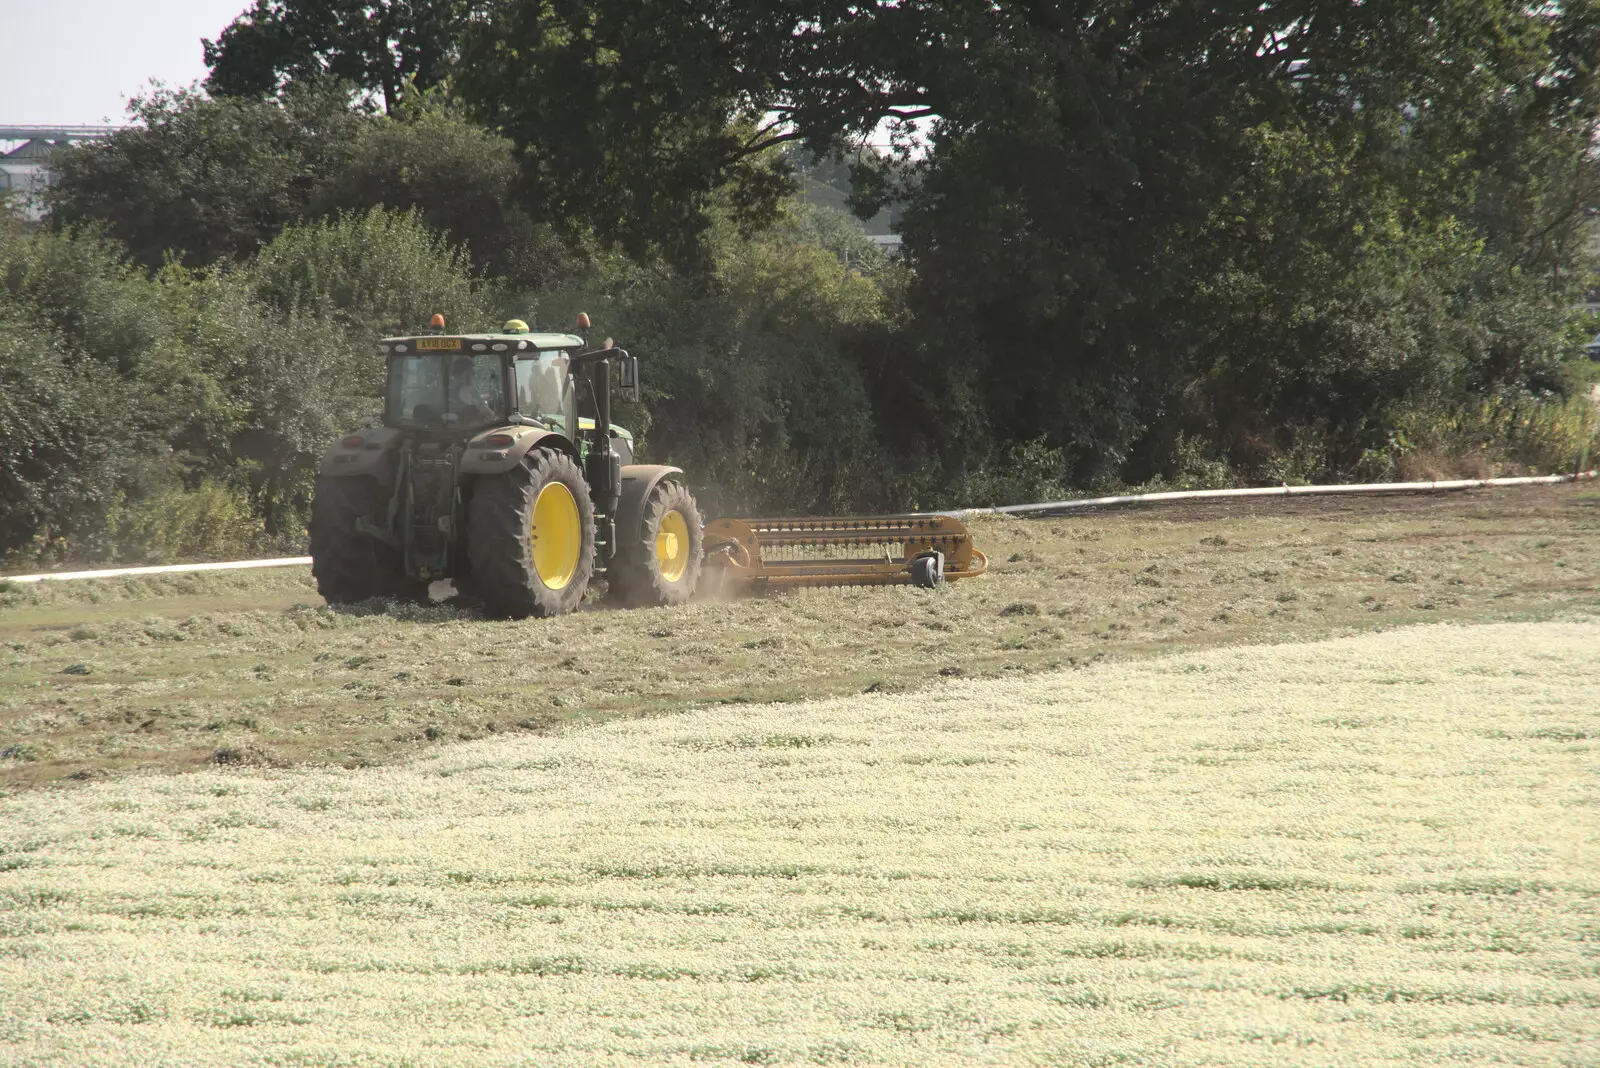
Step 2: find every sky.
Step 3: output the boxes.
[0,0,253,126]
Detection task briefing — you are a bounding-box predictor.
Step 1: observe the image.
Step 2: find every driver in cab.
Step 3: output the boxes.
[450,356,499,425]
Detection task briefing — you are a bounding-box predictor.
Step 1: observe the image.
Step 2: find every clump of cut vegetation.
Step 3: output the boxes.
[0,620,1594,1065]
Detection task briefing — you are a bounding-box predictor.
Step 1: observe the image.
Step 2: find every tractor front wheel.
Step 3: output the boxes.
[466,447,595,618]
[309,475,425,604]
[607,479,703,607]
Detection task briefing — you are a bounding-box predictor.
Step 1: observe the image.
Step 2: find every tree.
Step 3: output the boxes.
[456,1,1600,476]
[307,101,579,287]
[455,1,800,268]
[48,83,574,289]
[46,83,367,268]
[890,1,1600,480]
[204,0,466,112]
[529,206,895,514]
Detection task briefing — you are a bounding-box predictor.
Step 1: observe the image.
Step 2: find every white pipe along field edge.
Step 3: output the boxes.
[958,469,1599,519]
[3,557,314,585]
[3,469,1596,584]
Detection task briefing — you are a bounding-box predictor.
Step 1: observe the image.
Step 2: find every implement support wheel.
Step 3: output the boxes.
[467,446,595,618]
[608,479,703,607]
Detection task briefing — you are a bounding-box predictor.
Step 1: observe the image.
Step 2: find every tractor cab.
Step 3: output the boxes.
[379,326,584,436]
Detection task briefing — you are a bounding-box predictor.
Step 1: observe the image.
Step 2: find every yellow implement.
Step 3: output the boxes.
[703,514,988,589]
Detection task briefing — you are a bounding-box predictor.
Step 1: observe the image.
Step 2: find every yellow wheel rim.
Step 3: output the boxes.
[656,509,691,584]
[531,481,581,590]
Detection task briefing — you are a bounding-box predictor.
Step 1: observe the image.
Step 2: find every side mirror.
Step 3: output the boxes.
[617,354,641,403]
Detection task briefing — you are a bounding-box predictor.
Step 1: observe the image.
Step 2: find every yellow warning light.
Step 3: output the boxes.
[503,319,530,333]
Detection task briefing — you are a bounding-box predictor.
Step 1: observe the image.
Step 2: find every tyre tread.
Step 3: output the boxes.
[309,475,423,604]
[466,447,595,618]
[608,479,702,607]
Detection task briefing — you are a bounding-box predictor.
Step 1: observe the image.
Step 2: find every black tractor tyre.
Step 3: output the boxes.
[466,447,595,618]
[607,479,703,608]
[309,475,426,604]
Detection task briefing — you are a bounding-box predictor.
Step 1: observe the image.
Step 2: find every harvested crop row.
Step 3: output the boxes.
[1,620,1595,1065]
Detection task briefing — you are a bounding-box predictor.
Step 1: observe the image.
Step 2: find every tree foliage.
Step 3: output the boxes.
[46,83,365,269]
[308,99,578,285]
[204,0,465,111]
[454,1,800,267]
[5,0,1598,562]
[0,209,488,560]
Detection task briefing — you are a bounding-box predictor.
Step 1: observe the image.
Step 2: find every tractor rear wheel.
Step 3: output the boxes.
[466,446,595,618]
[607,479,702,607]
[309,475,425,604]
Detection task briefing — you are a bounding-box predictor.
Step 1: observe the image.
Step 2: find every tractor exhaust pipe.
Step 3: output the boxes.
[570,344,626,565]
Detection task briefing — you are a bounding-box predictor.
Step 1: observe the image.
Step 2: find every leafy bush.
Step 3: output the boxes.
[940,439,1071,510]
[248,207,490,338]
[516,209,895,516]
[0,206,495,562]
[0,315,131,562]
[1387,397,1600,481]
[105,478,269,563]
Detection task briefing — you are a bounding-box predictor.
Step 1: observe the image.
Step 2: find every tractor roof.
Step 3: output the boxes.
[380,332,587,349]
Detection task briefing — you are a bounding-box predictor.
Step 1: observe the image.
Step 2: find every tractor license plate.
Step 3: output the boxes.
[416,337,462,350]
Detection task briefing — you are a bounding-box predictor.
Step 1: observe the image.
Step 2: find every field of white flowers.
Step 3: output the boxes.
[2,619,1596,1066]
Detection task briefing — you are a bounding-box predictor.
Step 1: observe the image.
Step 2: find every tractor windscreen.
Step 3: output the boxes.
[387,352,506,430]
[514,350,572,430]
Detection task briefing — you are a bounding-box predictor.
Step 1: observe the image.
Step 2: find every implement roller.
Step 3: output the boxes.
[702,514,988,590]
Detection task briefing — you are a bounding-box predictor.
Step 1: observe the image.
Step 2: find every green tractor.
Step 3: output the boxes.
[309,315,702,617]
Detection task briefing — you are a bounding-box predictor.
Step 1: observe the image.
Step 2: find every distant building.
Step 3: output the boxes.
[0,126,120,220]
[866,233,903,257]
